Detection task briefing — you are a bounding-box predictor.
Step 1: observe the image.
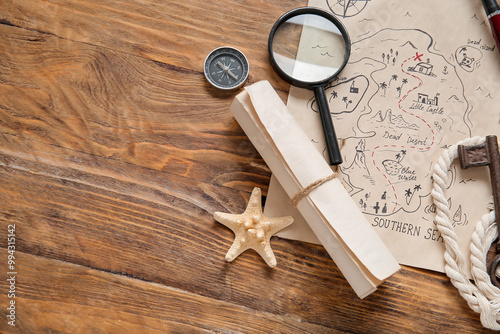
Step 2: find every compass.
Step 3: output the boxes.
[204,46,249,90]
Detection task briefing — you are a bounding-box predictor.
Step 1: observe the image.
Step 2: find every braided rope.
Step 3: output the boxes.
[431,136,500,330]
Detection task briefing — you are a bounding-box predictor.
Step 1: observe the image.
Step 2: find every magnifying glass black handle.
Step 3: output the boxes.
[314,86,342,165]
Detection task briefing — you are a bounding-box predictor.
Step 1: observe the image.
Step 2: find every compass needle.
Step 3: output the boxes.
[204,47,249,90]
[216,61,226,70]
[227,69,238,80]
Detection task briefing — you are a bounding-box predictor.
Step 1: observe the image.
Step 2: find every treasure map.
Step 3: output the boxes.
[266,0,500,274]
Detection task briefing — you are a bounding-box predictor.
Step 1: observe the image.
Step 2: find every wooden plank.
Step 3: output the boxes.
[0,23,270,193]
[0,0,298,92]
[0,0,496,332]
[0,149,492,333]
[0,252,337,333]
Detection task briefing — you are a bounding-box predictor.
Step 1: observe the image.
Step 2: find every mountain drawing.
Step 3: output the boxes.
[401,41,417,49]
[371,109,419,130]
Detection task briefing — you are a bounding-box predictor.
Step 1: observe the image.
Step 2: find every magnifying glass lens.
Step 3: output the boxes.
[268,8,350,165]
[270,13,348,83]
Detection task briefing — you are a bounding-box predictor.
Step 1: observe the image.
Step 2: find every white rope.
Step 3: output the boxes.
[431,136,500,330]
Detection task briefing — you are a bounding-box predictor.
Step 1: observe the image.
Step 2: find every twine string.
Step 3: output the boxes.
[290,142,343,208]
[290,172,337,207]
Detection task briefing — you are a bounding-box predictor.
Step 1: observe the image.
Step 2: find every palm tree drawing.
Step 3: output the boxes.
[395,150,407,162]
[405,184,422,205]
[380,82,388,96]
[329,90,338,103]
[342,96,348,107]
[389,74,398,86]
[404,188,413,204]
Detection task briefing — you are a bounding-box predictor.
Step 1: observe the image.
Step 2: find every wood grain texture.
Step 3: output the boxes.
[0,0,497,333]
[0,23,270,193]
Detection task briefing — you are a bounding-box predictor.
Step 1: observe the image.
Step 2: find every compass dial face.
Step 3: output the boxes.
[204,47,249,90]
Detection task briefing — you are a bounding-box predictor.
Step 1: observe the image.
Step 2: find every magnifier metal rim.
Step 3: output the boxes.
[268,7,351,89]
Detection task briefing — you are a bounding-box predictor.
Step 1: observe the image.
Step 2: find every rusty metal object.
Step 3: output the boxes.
[458,135,500,287]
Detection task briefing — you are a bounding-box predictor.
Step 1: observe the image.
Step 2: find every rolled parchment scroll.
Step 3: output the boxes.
[230,81,400,298]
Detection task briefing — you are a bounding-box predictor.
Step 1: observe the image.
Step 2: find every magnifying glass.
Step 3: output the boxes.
[268,7,351,165]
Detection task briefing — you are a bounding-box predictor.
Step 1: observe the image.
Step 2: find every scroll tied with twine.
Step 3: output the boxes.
[230,81,400,298]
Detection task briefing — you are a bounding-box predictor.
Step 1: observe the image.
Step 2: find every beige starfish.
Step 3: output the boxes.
[214,187,294,267]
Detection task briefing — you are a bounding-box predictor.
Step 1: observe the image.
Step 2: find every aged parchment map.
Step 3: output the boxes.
[267,0,500,273]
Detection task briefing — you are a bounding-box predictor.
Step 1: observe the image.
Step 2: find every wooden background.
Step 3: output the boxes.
[0,0,496,333]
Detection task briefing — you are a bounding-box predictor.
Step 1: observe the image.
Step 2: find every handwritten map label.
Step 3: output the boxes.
[398,167,417,181]
[467,38,496,52]
[424,228,444,242]
[467,38,481,45]
[372,217,421,237]
[383,131,402,140]
[409,102,424,111]
[371,216,444,244]
[407,135,428,146]
[425,106,443,114]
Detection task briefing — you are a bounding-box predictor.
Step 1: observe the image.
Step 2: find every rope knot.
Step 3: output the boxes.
[290,172,337,207]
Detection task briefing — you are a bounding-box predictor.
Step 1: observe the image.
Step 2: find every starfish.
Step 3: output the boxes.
[214,187,294,267]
